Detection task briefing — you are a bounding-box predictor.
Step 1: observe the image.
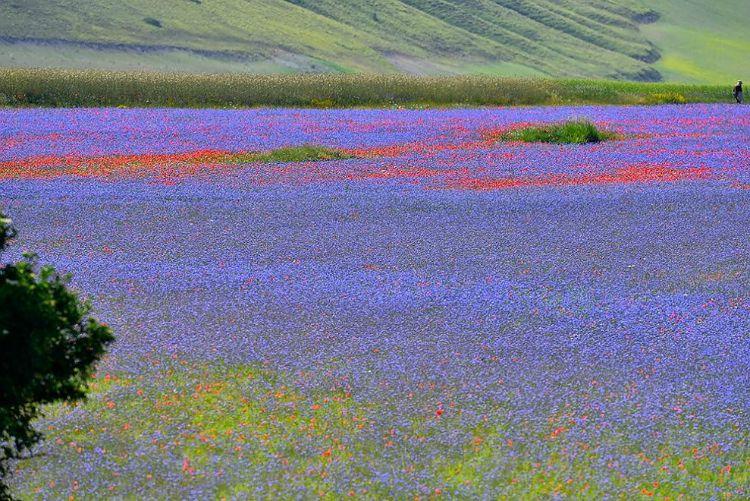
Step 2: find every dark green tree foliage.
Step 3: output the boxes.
[0,214,113,498]
[0,216,14,251]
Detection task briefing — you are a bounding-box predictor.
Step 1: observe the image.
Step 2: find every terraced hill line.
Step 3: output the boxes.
[0,1,747,81]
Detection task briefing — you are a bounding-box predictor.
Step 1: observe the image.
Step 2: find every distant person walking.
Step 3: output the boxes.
[733,80,743,104]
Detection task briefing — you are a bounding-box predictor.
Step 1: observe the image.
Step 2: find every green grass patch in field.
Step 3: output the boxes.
[497,120,618,144]
[224,145,353,164]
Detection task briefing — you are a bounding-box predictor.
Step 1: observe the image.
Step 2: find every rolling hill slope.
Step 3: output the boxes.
[0,0,746,82]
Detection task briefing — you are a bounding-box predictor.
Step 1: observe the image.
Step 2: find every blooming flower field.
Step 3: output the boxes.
[2,105,749,498]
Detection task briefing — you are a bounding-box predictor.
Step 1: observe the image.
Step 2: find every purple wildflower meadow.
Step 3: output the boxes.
[1,104,749,498]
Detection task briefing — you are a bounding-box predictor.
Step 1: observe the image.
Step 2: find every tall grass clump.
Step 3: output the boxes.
[498,120,617,144]
[0,68,729,108]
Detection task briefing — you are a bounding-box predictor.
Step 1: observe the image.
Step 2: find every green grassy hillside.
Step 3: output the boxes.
[0,1,746,82]
[642,0,749,83]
